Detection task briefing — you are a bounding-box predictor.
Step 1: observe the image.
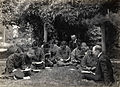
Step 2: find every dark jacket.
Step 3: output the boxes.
[95,53,115,84]
[5,53,24,74]
[69,40,77,51]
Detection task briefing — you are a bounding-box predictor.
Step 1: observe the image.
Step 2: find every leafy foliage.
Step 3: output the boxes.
[0,0,119,47]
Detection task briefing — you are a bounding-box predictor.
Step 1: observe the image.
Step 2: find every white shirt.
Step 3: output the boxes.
[98,52,102,58]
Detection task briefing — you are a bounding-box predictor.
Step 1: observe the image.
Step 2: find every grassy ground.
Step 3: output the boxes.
[0,61,120,87]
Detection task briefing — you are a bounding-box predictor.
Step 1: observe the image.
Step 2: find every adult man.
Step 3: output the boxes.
[69,35,77,51]
[71,41,86,65]
[42,42,54,67]
[81,50,97,71]
[82,45,115,85]
[49,40,60,64]
[31,45,45,69]
[4,48,24,74]
[81,42,89,54]
[56,41,71,66]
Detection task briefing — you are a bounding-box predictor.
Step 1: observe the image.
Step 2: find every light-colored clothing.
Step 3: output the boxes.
[5,53,24,74]
[71,48,85,63]
[49,44,60,58]
[81,54,97,69]
[32,47,45,62]
[57,46,71,61]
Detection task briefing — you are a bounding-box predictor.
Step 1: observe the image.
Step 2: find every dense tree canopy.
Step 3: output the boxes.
[0,0,119,47]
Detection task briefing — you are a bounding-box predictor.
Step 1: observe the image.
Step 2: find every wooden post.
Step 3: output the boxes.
[44,23,48,42]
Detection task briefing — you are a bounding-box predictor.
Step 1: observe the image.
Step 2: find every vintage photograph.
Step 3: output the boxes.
[0,0,120,87]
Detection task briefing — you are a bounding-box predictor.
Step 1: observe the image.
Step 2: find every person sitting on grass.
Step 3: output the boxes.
[49,40,60,64]
[81,42,89,55]
[31,43,45,69]
[56,41,71,66]
[82,45,115,85]
[4,47,24,74]
[71,40,86,65]
[42,42,54,67]
[3,47,32,79]
[81,50,97,72]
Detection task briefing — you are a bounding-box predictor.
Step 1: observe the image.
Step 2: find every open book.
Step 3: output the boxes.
[32,61,44,64]
[81,70,95,75]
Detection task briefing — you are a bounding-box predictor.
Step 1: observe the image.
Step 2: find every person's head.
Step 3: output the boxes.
[81,42,89,51]
[71,35,76,41]
[27,48,35,58]
[55,40,59,45]
[81,42,87,47]
[86,50,93,56]
[60,41,67,49]
[92,45,102,57]
[81,42,87,49]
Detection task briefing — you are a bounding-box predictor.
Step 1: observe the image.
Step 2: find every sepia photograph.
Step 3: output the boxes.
[0,0,120,87]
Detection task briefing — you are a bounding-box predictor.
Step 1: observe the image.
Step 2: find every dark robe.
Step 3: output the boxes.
[69,40,77,51]
[82,53,115,85]
[5,53,24,74]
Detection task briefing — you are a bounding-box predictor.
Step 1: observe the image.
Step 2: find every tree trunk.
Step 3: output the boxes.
[44,23,48,42]
[101,26,106,53]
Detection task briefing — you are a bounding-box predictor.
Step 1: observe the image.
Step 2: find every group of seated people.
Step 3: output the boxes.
[2,35,115,85]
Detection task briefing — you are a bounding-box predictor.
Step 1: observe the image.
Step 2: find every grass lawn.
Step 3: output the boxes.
[0,60,120,87]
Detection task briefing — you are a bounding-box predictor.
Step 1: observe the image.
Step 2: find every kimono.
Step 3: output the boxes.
[57,46,71,61]
[31,47,45,69]
[71,48,85,64]
[69,39,77,51]
[49,44,60,63]
[5,53,24,74]
[32,47,45,62]
[56,46,71,66]
[81,53,97,70]
[82,53,115,85]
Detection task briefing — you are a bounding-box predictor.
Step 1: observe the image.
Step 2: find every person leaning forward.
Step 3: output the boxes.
[4,48,24,74]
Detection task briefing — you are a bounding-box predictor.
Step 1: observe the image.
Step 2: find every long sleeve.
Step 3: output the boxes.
[100,56,114,84]
[56,49,62,60]
[81,55,87,68]
[5,55,15,73]
[71,49,76,62]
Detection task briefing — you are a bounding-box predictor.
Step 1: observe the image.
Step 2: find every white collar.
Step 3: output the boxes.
[73,39,77,43]
[98,52,102,57]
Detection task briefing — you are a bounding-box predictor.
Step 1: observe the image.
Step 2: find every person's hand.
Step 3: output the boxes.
[72,59,78,63]
[86,67,91,70]
[12,69,17,72]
